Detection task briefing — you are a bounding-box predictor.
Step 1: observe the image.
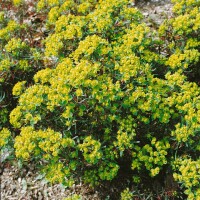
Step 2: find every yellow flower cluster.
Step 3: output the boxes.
[114,131,134,154]
[83,169,99,186]
[10,84,50,128]
[10,107,22,128]
[17,60,30,71]
[64,194,82,200]
[37,0,60,10]
[44,162,67,184]
[185,38,200,49]
[166,49,200,70]
[173,158,200,200]
[48,6,60,23]
[172,14,192,35]
[120,6,142,21]
[0,128,11,147]
[132,138,170,177]
[113,23,152,83]
[114,116,136,154]
[13,0,24,7]
[14,126,74,160]
[78,136,102,164]
[5,38,27,57]
[166,78,200,143]
[172,0,199,14]
[159,0,200,88]
[78,2,92,14]
[0,20,20,41]
[0,11,4,22]
[45,13,87,59]
[172,124,195,143]
[44,0,143,62]
[0,59,13,72]
[82,161,119,185]
[122,23,150,49]
[44,33,63,58]
[98,162,119,181]
[59,0,75,13]
[114,54,141,81]
[87,6,112,33]
[12,81,26,96]
[121,188,133,200]
[72,35,110,61]
[33,68,53,84]
[0,108,8,125]
[30,48,42,61]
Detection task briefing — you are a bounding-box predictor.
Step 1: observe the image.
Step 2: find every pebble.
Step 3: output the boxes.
[143,12,149,17]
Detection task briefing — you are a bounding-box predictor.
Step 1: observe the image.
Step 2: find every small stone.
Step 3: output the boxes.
[18,178,22,183]
[1,183,5,189]
[143,12,149,17]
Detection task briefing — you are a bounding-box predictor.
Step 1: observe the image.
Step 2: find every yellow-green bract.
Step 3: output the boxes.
[0,0,199,198]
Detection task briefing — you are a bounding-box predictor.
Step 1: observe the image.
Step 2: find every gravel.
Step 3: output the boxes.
[135,0,173,27]
[1,163,100,200]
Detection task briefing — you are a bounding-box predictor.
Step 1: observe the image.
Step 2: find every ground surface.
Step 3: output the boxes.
[1,1,173,199]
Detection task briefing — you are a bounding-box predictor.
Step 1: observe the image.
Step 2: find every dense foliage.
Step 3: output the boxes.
[0,0,199,199]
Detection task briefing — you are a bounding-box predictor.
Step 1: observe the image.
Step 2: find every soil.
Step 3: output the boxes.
[1,1,173,199]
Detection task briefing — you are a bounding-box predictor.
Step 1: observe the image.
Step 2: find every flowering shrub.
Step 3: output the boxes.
[173,158,200,200]
[158,1,200,197]
[1,0,199,198]
[159,0,200,83]
[0,0,45,160]
[0,128,11,147]
[121,188,133,200]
